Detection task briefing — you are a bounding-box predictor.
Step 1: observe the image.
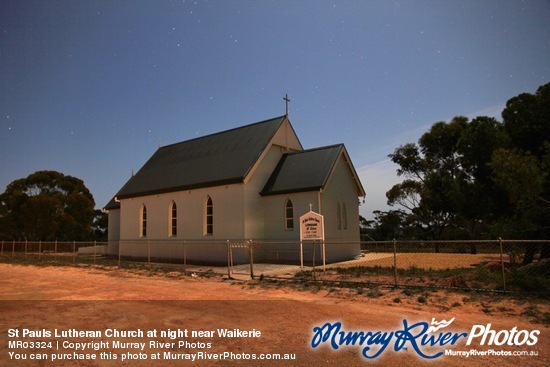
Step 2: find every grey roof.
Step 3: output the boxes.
[105,196,119,210]
[261,144,356,196]
[108,116,288,207]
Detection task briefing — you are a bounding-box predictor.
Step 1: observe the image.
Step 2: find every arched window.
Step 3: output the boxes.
[205,196,213,235]
[337,202,342,230]
[343,202,348,230]
[140,204,147,237]
[170,201,177,237]
[285,199,294,230]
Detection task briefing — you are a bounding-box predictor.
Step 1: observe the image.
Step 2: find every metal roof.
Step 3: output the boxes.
[261,144,347,196]
[104,115,366,210]
[111,116,287,203]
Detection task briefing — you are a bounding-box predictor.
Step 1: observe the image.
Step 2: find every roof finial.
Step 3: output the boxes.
[283,93,290,116]
[309,203,313,212]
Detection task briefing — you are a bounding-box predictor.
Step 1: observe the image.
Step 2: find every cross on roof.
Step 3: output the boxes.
[283,94,290,115]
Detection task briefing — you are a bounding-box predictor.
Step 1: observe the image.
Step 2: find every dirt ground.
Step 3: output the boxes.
[0,263,548,366]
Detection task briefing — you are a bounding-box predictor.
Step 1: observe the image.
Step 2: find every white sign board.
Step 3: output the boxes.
[300,211,325,241]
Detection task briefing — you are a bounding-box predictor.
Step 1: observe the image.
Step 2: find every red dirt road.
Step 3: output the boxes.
[0,264,547,366]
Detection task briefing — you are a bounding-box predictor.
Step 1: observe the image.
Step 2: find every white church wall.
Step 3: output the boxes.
[320,154,362,261]
[269,118,302,150]
[244,145,286,239]
[108,117,364,264]
[107,208,120,255]
[118,185,246,241]
[242,119,303,239]
[116,184,246,261]
[262,191,319,241]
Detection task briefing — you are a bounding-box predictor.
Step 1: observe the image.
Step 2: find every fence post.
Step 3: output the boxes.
[300,240,304,270]
[94,240,97,265]
[54,240,58,261]
[118,241,122,268]
[12,240,15,257]
[322,240,326,274]
[147,240,151,270]
[227,240,232,279]
[73,241,76,263]
[249,240,254,280]
[183,241,187,272]
[499,237,507,291]
[25,239,28,258]
[312,240,316,282]
[1,240,3,256]
[393,238,398,287]
[39,241,42,260]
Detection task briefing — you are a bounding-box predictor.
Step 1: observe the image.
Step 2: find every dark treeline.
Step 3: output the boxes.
[0,171,107,241]
[362,83,549,245]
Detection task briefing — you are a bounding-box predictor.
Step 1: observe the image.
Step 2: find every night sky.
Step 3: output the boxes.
[1,0,548,219]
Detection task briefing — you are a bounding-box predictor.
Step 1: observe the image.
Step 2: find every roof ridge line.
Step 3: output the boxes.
[158,115,287,150]
[285,143,344,155]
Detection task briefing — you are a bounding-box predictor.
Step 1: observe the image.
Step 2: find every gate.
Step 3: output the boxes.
[227,240,254,278]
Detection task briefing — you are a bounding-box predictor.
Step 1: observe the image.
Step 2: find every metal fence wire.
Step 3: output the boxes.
[0,239,548,294]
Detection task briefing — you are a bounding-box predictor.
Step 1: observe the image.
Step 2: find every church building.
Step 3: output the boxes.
[105,115,366,263]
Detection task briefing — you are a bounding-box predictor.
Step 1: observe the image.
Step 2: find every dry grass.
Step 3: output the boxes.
[332,252,506,270]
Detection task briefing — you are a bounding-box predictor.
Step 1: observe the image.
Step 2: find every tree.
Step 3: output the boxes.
[387,117,470,239]
[0,171,97,241]
[458,116,509,182]
[360,211,412,241]
[492,148,543,210]
[502,83,550,159]
[498,83,550,243]
[383,82,550,244]
[496,83,550,262]
[455,116,510,230]
[501,82,550,195]
[92,209,108,240]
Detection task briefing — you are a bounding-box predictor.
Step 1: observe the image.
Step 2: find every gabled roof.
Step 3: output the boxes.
[112,116,288,203]
[260,144,365,197]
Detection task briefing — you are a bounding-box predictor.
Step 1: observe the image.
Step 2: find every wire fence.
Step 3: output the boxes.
[0,239,548,295]
[325,239,549,294]
[0,240,108,265]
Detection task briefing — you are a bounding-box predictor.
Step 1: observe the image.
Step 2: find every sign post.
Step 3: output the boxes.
[299,209,325,272]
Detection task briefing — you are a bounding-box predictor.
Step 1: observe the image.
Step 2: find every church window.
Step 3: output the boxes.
[343,202,348,230]
[337,202,342,230]
[170,201,177,236]
[140,205,147,237]
[205,196,213,235]
[285,199,294,230]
